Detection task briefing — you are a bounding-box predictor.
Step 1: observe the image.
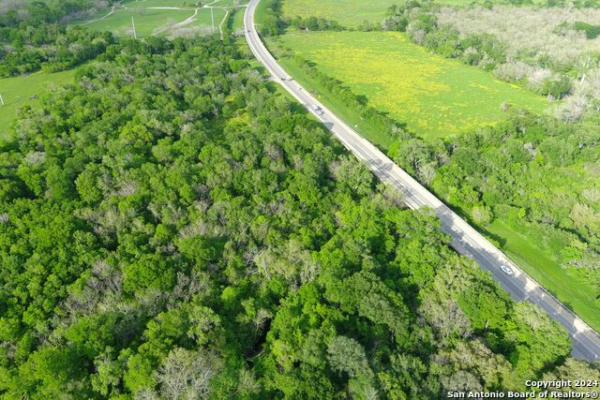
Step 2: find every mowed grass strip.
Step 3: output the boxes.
[231,7,246,32]
[279,31,549,140]
[282,0,399,27]
[0,69,77,140]
[122,0,191,9]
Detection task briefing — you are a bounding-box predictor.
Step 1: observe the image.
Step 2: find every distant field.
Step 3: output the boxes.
[436,0,548,5]
[84,7,194,37]
[0,69,77,140]
[282,0,398,27]
[77,1,235,38]
[279,31,549,139]
[189,8,227,33]
[122,0,192,9]
[281,0,550,26]
[211,0,245,6]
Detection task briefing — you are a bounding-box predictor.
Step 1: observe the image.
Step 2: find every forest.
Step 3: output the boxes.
[0,0,118,77]
[1,0,600,398]
[0,25,115,77]
[0,22,597,400]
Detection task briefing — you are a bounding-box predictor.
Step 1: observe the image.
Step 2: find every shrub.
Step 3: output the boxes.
[573,21,600,39]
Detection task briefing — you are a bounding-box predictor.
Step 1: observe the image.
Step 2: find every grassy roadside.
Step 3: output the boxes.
[230,7,246,32]
[488,220,600,330]
[275,53,397,150]
[253,0,268,30]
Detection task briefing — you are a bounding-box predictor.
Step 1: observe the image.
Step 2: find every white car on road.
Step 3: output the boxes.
[500,265,514,275]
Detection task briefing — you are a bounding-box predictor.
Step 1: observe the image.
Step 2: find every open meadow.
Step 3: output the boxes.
[0,69,77,140]
[279,31,549,139]
[77,0,239,38]
[433,0,549,5]
[280,0,551,27]
[282,0,398,27]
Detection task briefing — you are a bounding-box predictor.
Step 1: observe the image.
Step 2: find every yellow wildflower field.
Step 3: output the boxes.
[280,31,549,139]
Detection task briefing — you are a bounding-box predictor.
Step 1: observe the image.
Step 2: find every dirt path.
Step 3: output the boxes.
[147,6,187,10]
[81,1,249,38]
[218,10,229,40]
[153,7,199,35]
[82,4,116,25]
[172,8,199,28]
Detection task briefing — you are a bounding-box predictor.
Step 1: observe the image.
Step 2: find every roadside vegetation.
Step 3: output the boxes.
[428,113,600,328]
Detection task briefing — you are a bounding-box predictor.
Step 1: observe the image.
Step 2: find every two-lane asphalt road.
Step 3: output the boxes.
[244,0,600,362]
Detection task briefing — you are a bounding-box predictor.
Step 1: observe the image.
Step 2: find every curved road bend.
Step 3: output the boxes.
[244,0,600,362]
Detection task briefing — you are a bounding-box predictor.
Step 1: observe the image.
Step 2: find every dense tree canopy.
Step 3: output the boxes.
[0,0,118,77]
[0,24,115,77]
[0,0,116,27]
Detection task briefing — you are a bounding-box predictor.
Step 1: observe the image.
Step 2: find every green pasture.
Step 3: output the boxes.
[434,0,548,5]
[279,31,549,139]
[281,0,549,24]
[282,0,398,27]
[210,0,245,6]
[122,0,193,9]
[190,8,227,31]
[79,1,232,38]
[84,7,195,37]
[0,69,77,140]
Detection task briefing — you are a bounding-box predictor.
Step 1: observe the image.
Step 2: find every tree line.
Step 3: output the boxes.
[0,24,115,77]
[0,1,121,77]
[0,0,117,27]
